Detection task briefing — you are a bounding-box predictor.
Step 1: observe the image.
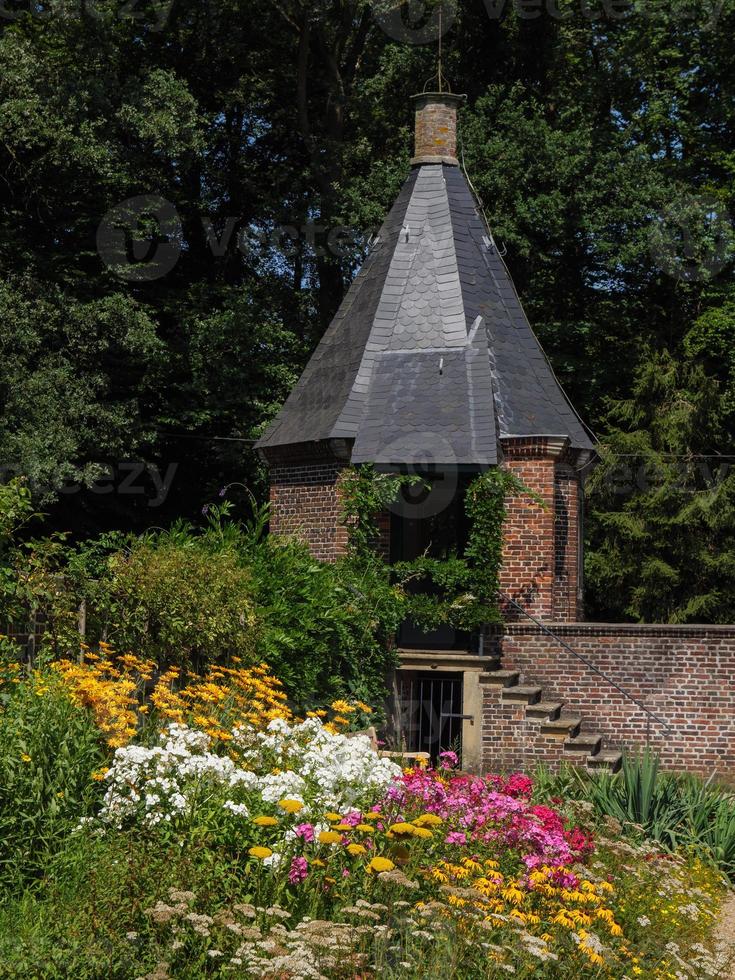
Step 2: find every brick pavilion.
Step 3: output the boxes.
[257,92,735,780]
[257,91,595,624]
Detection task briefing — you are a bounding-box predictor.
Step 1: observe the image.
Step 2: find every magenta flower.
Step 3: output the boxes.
[438,750,459,769]
[288,856,308,884]
[294,823,315,842]
[380,766,595,871]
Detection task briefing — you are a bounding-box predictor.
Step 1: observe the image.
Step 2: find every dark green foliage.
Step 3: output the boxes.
[586,350,735,622]
[0,1,734,616]
[1,502,402,712]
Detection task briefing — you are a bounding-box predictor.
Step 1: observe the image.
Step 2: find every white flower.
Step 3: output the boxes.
[223,801,249,817]
[96,718,401,835]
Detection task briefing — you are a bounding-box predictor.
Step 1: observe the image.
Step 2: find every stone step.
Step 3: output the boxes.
[501,685,542,705]
[540,715,582,738]
[587,750,623,773]
[525,701,564,721]
[564,732,603,756]
[480,669,520,688]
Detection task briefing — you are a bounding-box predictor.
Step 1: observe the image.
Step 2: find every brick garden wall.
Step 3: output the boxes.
[483,623,735,780]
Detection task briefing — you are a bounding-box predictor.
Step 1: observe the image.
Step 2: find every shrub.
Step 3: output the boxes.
[14,503,402,713]
[100,538,258,671]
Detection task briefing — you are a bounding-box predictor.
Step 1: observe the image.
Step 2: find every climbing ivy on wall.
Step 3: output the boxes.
[340,465,529,633]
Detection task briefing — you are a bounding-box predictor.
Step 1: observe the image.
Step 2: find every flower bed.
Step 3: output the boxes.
[0,657,731,978]
[78,718,728,979]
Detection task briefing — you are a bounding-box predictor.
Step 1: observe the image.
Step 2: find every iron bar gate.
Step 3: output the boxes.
[396,671,466,764]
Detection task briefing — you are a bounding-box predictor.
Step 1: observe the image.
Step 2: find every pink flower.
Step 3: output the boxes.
[445,831,467,846]
[288,856,308,884]
[294,823,315,842]
[439,750,459,769]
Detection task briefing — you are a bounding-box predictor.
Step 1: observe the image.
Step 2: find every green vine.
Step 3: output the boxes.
[340,465,534,633]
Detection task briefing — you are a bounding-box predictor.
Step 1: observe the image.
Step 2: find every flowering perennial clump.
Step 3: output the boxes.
[52,643,153,747]
[96,717,401,828]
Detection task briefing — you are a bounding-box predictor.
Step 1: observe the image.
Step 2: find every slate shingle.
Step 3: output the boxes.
[257,162,594,459]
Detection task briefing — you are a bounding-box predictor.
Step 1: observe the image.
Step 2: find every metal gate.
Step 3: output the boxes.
[396,671,465,764]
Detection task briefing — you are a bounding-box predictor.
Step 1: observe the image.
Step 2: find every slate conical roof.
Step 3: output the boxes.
[258,139,594,466]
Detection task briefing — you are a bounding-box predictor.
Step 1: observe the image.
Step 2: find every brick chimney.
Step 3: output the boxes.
[411,92,466,166]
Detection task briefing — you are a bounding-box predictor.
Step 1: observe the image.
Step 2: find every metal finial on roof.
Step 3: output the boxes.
[438,7,444,93]
[421,5,452,95]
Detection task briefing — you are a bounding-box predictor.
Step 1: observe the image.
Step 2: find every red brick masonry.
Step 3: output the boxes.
[499,438,583,623]
[483,623,735,780]
[264,445,349,562]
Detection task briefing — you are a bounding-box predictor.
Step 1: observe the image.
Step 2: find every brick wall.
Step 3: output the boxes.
[553,461,581,621]
[264,445,349,562]
[499,439,583,622]
[412,93,462,163]
[483,623,735,780]
[263,443,391,562]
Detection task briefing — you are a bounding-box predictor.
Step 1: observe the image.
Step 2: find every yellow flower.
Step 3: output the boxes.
[252,815,278,827]
[325,812,343,822]
[330,699,356,714]
[411,826,433,839]
[363,812,382,821]
[248,846,272,860]
[355,824,375,833]
[318,831,342,845]
[91,767,110,782]
[332,715,350,726]
[277,799,304,814]
[584,949,605,967]
[332,823,353,832]
[367,856,395,874]
[501,886,525,906]
[21,754,31,763]
[347,843,367,857]
[413,813,443,827]
[388,822,416,837]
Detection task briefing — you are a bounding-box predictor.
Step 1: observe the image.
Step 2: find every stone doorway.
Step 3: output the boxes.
[396,670,464,764]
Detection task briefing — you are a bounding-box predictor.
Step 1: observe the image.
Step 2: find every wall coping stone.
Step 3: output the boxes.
[486,622,735,638]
